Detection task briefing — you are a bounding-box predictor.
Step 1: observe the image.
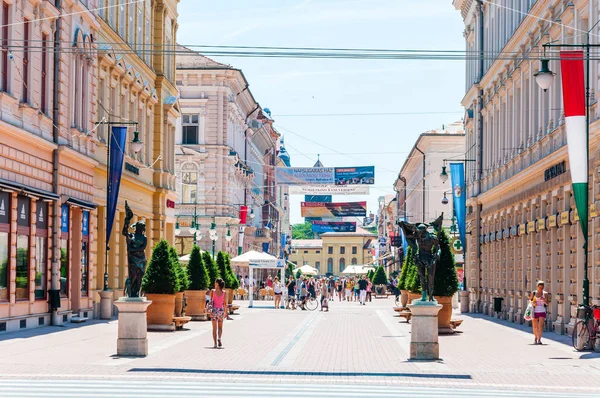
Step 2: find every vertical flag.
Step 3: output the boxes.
[560,51,588,239]
[106,127,127,248]
[450,163,466,251]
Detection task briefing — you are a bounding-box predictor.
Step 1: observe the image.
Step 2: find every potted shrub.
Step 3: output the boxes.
[372,266,388,296]
[185,246,210,321]
[433,229,460,333]
[203,251,220,288]
[169,246,189,317]
[216,252,233,306]
[142,240,178,328]
[224,254,239,305]
[397,247,414,308]
[405,254,422,303]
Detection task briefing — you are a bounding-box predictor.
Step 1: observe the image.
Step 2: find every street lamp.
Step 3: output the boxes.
[226,228,233,242]
[440,166,449,183]
[189,221,197,235]
[210,221,218,258]
[175,220,181,236]
[441,192,449,205]
[533,59,555,92]
[249,209,256,220]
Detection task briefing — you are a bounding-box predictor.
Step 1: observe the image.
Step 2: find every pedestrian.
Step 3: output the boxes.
[273,276,283,309]
[308,277,316,299]
[354,278,360,302]
[244,275,249,289]
[299,277,308,310]
[286,276,296,309]
[337,279,343,301]
[267,275,273,289]
[345,278,353,301]
[366,279,372,302]
[209,278,228,349]
[358,275,368,305]
[530,280,549,345]
[320,278,329,312]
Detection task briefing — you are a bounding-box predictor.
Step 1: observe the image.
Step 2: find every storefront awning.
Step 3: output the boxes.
[0,178,59,201]
[65,197,97,210]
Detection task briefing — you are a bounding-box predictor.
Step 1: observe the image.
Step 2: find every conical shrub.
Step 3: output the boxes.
[142,240,178,294]
[187,245,209,290]
[203,251,219,288]
[397,246,413,291]
[433,229,459,297]
[372,265,388,286]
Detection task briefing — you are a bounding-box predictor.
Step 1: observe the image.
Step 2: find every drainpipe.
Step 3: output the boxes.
[414,146,425,223]
[50,0,62,326]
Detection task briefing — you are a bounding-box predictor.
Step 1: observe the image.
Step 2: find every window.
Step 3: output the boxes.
[328,246,333,254]
[303,250,308,254]
[327,258,333,274]
[16,195,30,301]
[41,34,48,114]
[182,114,199,144]
[352,246,357,255]
[0,192,9,302]
[2,2,9,92]
[22,19,30,104]
[119,2,126,36]
[351,258,358,265]
[339,258,345,273]
[35,201,48,300]
[182,172,198,203]
[316,250,320,254]
[340,246,345,255]
[315,261,320,273]
[144,0,152,65]
[164,18,173,80]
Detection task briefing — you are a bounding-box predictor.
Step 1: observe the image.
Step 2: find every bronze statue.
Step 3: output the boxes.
[399,214,444,302]
[122,201,147,298]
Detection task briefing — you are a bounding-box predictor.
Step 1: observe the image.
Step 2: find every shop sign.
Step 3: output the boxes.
[166,199,175,209]
[36,201,48,230]
[560,211,570,226]
[490,232,496,242]
[527,221,535,234]
[503,229,510,239]
[0,191,9,224]
[572,209,579,223]
[537,218,546,231]
[518,224,526,236]
[479,235,484,244]
[82,211,89,237]
[510,226,518,237]
[17,195,30,227]
[547,215,557,228]
[544,161,566,182]
[591,204,598,218]
[484,234,490,243]
[61,204,69,233]
[496,231,502,240]
[125,162,139,175]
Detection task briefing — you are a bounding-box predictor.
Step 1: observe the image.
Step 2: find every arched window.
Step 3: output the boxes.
[351,258,358,265]
[339,258,345,273]
[327,258,333,274]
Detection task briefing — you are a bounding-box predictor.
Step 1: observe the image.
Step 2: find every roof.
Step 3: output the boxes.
[175,45,232,69]
[291,239,323,249]
[320,226,376,237]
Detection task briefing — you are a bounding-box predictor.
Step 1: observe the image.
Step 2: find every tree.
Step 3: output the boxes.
[216,252,227,285]
[292,221,314,239]
[141,240,178,294]
[366,269,374,281]
[397,246,413,291]
[433,229,460,297]
[169,246,187,293]
[203,251,219,288]
[372,265,388,286]
[295,269,302,279]
[187,246,209,290]
[404,250,422,295]
[224,253,239,290]
[285,263,295,279]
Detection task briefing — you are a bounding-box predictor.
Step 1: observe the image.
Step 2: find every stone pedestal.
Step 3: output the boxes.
[408,301,442,360]
[113,297,152,357]
[99,290,113,320]
[459,291,470,313]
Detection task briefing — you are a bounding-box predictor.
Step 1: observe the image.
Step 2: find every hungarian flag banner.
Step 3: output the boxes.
[560,51,588,239]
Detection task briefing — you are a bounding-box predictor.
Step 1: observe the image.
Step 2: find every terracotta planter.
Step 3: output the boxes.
[145,293,175,326]
[400,290,409,308]
[436,295,454,334]
[184,290,207,321]
[408,292,421,303]
[225,288,234,305]
[174,292,184,317]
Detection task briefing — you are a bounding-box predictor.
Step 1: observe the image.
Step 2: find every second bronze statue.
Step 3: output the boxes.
[122,201,148,298]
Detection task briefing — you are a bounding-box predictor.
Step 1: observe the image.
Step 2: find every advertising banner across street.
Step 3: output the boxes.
[276,166,375,186]
[288,185,370,195]
[301,201,367,218]
[334,166,375,185]
[311,221,357,233]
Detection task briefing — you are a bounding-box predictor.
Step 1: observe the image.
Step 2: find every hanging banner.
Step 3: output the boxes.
[311,221,357,233]
[239,205,248,224]
[275,167,334,185]
[61,204,69,233]
[106,126,127,248]
[334,166,375,185]
[82,211,89,237]
[249,258,285,268]
[301,201,367,218]
[0,191,9,224]
[560,51,588,240]
[289,185,370,195]
[450,163,466,251]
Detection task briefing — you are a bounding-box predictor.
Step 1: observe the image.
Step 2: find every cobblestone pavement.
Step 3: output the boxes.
[0,297,599,395]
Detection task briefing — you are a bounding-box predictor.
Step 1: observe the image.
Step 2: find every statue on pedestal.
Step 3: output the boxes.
[122,201,147,298]
[399,214,444,302]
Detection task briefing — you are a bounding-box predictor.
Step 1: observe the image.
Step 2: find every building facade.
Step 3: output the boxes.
[454,0,600,333]
[174,48,290,258]
[289,228,376,275]
[0,0,179,332]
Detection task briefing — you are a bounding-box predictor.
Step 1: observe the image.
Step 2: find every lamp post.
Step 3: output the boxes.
[534,32,600,307]
[210,221,218,258]
[98,121,143,292]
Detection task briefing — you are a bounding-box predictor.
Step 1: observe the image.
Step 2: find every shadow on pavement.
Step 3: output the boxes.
[128,368,472,379]
[0,319,113,342]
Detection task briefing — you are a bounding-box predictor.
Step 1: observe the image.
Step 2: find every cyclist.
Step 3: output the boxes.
[299,277,308,310]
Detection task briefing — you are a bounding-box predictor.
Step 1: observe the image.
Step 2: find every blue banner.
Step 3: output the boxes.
[262,242,270,253]
[61,204,69,233]
[106,126,127,248]
[311,221,356,233]
[280,233,287,258]
[82,211,89,237]
[334,166,375,185]
[450,163,466,251]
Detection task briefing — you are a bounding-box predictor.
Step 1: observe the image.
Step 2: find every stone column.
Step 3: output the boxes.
[408,302,443,360]
[114,297,152,356]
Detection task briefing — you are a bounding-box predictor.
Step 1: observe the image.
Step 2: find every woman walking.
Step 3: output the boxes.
[337,279,343,301]
[210,278,228,348]
[320,278,329,312]
[366,279,373,302]
[273,276,283,309]
[530,281,549,345]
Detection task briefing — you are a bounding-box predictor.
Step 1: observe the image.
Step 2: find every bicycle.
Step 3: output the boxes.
[572,305,600,351]
[286,295,319,311]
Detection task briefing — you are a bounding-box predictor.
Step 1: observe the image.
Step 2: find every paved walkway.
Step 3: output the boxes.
[0,297,599,395]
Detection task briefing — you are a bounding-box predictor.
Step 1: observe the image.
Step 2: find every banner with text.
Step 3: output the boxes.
[276,166,375,186]
[334,166,375,185]
[311,221,357,233]
[289,185,370,195]
[301,201,367,218]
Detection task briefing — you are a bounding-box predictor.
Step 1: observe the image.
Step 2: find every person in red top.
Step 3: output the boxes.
[210,278,228,349]
[266,275,273,288]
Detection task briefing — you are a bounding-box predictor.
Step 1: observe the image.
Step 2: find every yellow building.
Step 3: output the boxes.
[93,0,180,316]
[290,228,376,275]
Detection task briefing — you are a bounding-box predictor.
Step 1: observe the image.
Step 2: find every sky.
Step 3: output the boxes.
[176,0,466,225]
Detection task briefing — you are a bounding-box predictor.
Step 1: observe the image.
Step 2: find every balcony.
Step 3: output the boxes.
[254,227,272,243]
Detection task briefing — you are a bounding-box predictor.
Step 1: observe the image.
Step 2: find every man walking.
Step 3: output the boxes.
[358,276,368,305]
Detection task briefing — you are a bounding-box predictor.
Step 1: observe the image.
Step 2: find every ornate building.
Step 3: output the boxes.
[454,0,600,334]
[174,47,290,258]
